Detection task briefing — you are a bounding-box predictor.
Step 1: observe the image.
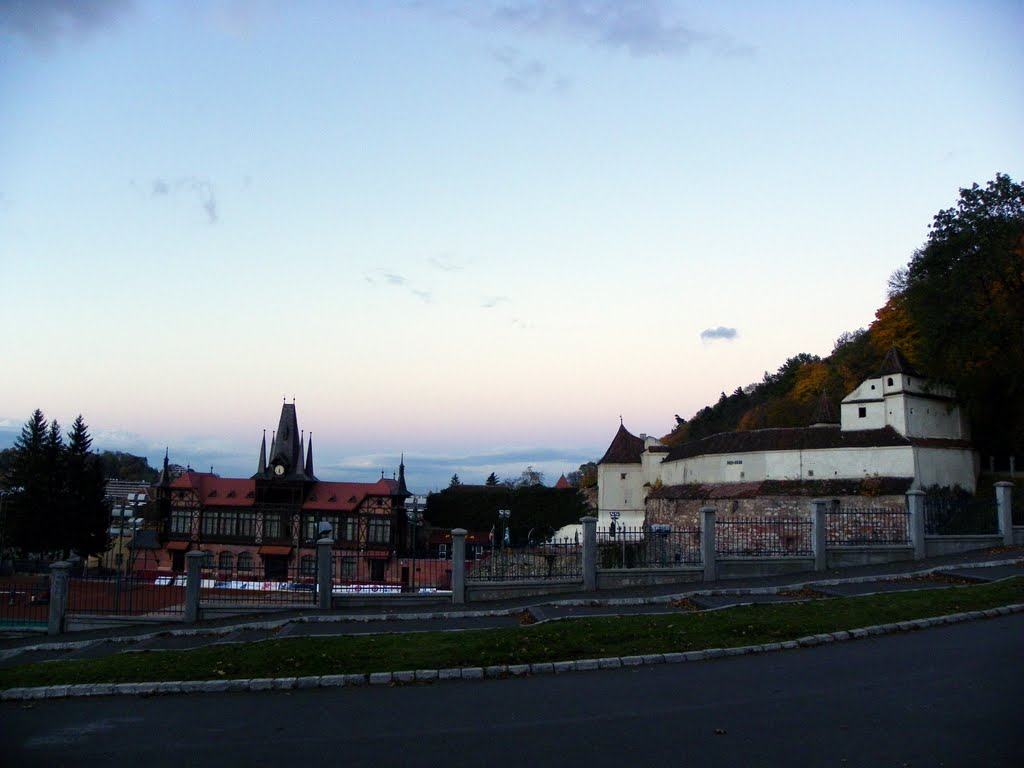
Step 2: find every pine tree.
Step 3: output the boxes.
[485,472,499,486]
[65,416,109,558]
[7,410,54,554]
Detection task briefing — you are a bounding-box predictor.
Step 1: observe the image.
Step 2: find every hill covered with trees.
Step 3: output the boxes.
[662,173,1023,467]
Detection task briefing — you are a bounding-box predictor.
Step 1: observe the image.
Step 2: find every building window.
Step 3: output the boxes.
[339,557,357,581]
[807,470,814,477]
[437,544,449,560]
[369,559,386,582]
[218,551,233,573]
[887,377,894,386]
[620,473,627,480]
[170,509,191,535]
[263,514,282,539]
[237,552,253,572]
[367,517,391,545]
[300,555,316,576]
[858,407,867,418]
[202,550,214,568]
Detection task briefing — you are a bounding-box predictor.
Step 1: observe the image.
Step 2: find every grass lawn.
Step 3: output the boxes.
[2,577,1022,689]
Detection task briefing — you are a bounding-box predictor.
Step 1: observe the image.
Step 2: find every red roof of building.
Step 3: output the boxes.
[598,423,646,465]
[169,471,398,512]
[554,474,572,489]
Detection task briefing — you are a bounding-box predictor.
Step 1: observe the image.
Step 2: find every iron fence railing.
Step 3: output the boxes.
[827,506,910,545]
[597,526,701,568]
[67,573,187,617]
[924,495,998,535]
[715,516,813,557]
[198,558,319,607]
[466,539,582,582]
[0,576,50,630]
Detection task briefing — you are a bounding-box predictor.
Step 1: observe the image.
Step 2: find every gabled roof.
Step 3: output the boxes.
[554,474,572,489]
[598,423,646,465]
[663,425,911,462]
[876,347,920,378]
[170,472,399,512]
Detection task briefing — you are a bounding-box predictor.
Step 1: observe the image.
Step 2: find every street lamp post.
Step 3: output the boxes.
[610,510,622,567]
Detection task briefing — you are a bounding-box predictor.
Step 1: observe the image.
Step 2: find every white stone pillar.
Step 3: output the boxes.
[906,490,927,560]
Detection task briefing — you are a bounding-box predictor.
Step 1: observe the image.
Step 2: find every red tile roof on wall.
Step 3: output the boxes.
[598,424,646,465]
[663,425,911,463]
[554,474,571,489]
[648,477,914,500]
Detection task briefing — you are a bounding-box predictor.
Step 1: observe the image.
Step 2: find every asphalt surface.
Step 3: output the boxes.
[3,613,1022,768]
[2,545,1022,671]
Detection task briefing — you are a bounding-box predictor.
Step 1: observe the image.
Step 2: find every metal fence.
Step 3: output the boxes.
[0,576,50,631]
[466,539,582,582]
[597,526,701,568]
[67,572,186,617]
[715,516,813,557]
[924,495,998,535]
[827,505,910,545]
[199,559,319,607]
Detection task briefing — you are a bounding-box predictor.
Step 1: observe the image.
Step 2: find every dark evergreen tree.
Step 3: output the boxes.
[485,472,499,486]
[6,410,54,554]
[5,410,110,558]
[65,416,110,558]
[448,473,461,487]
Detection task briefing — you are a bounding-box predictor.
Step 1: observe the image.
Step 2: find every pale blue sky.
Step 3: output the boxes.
[1,1,1021,490]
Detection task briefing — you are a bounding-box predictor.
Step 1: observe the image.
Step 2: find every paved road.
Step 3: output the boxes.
[3,613,1021,767]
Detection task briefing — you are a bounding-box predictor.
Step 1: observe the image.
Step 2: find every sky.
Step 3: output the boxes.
[1,1,1022,492]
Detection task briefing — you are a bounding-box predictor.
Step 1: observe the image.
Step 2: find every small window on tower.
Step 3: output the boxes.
[887,377,894,386]
[620,473,626,480]
[858,407,867,418]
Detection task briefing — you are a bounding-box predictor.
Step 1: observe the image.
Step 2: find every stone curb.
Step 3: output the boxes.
[4,602,1021,701]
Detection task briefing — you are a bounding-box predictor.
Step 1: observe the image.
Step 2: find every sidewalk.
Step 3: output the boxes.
[2,545,1022,671]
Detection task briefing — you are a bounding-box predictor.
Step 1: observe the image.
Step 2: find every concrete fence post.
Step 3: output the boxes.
[317,538,334,610]
[47,561,71,636]
[994,482,1014,546]
[451,528,467,605]
[700,507,716,583]
[812,499,828,571]
[906,490,927,560]
[581,516,597,591]
[184,550,204,623]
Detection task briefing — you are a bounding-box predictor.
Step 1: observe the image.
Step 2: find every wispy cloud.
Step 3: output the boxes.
[480,295,509,309]
[135,176,219,224]
[492,46,566,92]
[700,326,738,342]
[492,0,703,57]
[428,253,466,272]
[364,268,432,303]
[0,0,134,49]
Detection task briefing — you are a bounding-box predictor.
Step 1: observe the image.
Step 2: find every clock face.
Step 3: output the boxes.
[274,464,285,476]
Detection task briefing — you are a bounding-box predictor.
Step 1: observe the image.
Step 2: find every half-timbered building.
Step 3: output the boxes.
[151,402,413,586]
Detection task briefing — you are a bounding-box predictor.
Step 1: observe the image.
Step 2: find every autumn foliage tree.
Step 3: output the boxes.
[891,173,1024,460]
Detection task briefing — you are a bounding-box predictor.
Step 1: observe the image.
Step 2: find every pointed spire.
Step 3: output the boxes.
[396,453,409,496]
[257,430,267,475]
[811,391,839,427]
[159,447,170,486]
[305,432,316,480]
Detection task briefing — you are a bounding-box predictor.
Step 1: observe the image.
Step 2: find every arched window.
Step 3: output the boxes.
[218,551,234,572]
[237,552,253,573]
[300,555,317,576]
